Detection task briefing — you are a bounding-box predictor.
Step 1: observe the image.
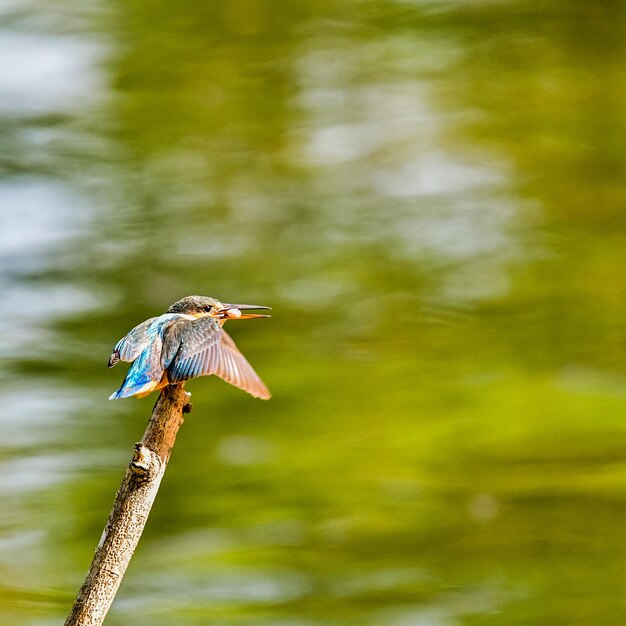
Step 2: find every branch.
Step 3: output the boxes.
[65,384,192,626]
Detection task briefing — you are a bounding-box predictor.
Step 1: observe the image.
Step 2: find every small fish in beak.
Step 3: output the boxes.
[220,304,271,320]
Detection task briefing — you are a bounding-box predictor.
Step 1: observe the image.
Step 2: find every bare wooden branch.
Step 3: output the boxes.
[65,384,191,626]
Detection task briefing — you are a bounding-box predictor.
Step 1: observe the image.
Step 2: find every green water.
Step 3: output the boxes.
[1,1,625,624]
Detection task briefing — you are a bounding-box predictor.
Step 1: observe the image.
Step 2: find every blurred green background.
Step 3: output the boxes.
[1,1,625,624]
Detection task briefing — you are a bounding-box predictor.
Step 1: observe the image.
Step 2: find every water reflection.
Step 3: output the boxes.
[1,0,625,624]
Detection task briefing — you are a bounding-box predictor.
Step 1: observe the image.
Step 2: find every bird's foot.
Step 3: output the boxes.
[183,391,193,413]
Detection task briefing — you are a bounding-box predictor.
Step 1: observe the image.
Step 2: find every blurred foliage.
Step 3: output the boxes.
[0,0,625,624]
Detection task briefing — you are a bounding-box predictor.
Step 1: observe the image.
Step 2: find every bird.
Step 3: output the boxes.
[108,295,271,401]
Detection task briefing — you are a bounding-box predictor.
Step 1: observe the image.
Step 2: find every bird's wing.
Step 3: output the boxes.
[165,317,270,400]
[108,317,159,367]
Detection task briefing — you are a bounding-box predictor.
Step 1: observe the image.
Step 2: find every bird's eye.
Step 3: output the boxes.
[203,305,213,312]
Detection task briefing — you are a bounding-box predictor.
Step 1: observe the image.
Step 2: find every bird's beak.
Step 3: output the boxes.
[220,304,271,320]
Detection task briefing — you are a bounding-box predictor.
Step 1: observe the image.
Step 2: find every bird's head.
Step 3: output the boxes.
[167,295,270,321]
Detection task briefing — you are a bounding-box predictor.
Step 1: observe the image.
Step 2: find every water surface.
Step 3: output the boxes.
[1,1,625,624]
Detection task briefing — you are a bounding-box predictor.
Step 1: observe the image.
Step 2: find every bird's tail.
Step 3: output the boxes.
[109,376,158,400]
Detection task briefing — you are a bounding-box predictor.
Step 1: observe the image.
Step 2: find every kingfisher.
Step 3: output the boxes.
[108,295,271,401]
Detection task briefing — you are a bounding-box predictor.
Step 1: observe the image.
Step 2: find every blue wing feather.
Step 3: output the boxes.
[109,314,190,399]
[111,317,159,363]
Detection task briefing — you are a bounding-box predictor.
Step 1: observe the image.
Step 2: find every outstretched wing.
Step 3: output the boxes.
[108,317,159,367]
[165,317,270,400]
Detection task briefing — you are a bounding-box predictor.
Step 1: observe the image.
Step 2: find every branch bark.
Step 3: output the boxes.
[65,384,191,626]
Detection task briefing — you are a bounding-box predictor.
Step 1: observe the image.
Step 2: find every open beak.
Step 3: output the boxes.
[220,303,271,320]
